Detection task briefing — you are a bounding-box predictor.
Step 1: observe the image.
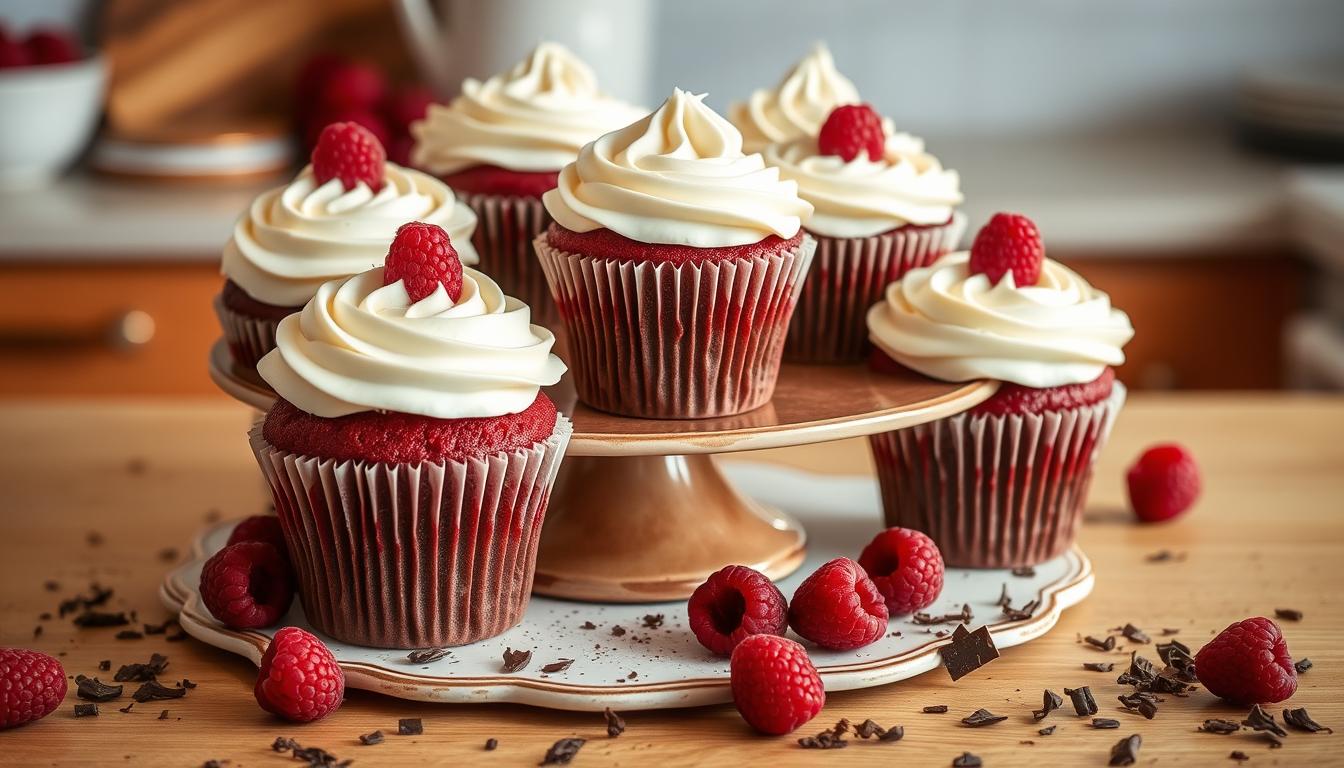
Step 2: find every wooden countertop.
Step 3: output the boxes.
[0,394,1340,766]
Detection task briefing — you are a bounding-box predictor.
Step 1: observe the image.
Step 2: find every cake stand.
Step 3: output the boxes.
[208,339,996,602]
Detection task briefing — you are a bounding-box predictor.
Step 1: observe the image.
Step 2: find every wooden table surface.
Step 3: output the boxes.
[1,394,1341,767]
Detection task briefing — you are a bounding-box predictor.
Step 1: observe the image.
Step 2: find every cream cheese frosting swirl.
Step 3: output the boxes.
[764,133,963,237]
[543,88,813,247]
[257,267,565,419]
[410,42,646,176]
[730,44,863,155]
[221,163,478,307]
[867,252,1134,388]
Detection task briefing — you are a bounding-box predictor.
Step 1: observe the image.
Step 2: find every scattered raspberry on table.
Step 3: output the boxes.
[1194,617,1297,704]
[1126,443,1201,523]
[729,634,824,735]
[0,648,66,730]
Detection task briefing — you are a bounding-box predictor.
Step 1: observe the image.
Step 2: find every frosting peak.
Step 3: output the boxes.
[730,44,862,154]
[543,88,813,247]
[257,267,565,419]
[867,252,1134,388]
[410,42,645,176]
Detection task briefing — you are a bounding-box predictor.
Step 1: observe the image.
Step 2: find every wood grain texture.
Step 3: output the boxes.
[0,395,1340,766]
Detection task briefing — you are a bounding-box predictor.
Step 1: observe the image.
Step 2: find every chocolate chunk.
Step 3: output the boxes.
[116,630,144,641]
[98,660,111,671]
[540,737,585,765]
[407,647,450,664]
[398,718,423,736]
[579,621,596,630]
[132,681,186,702]
[75,675,124,702]
[1011,566,1036,577]
[1038,725,1057,736]
[610,625,626,637]
[1274,608,1303,622]
[359,730,384,745]
[1243,705,1286,737]
[1084,635,1117,651]
[1064,686,1098,716]
[604,707,625,737]
[1084,662,1115,672]
[1117,692,1158,719]
[1283,707,1331,734]
[73,611,129,628]
[1121,624,1151,644]
[923,705,949,713]
[797,731,847,750]
[118,702,135,714]
[961,708,1007,727]
[501,648,531,673]
[1033,689,1063,720]
[854,719,885,738]
[485,738,498,751]
[180,679,196,689]
[115,653,169,682]
[291,744,346,767]
[641,613,664,629]
[74,703,99,717]
[1230,750,1249,761]
[157,709,170,720]
[1295,658,1313,674]
[941,625,999,681]
[1092,718,1121,729]
[1109,734,1142,765]
[952,752,982,767]
[540,659,574,674]
[1200,719,1242,735]
[877,725,905,742]
[272,737,302,752]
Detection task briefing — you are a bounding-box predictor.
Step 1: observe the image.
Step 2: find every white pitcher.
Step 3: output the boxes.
[392,0,654,105]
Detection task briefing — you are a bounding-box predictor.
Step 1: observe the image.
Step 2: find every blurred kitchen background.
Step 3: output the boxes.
[1,0,1343,396]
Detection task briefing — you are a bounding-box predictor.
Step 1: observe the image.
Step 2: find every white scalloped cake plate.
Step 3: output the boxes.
[161,462,1093,711]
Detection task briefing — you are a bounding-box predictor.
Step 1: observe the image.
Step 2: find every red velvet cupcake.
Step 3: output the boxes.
[865,214,1134,567]
[410,43,643,329]
[536,88,816,419]
[251,223,568,648]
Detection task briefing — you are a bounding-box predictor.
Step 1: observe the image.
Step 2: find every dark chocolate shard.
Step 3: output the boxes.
[1122,624,1151,644]
[604,707,625,737]
[1038,725,1057,736]
[876,724,904,742]
[1033,689,1063,721]
[1117,692,1158,719]
[961,708,1008,727]
[73,610,129,628]
[1064,686,1098,716]
[98,660,111,671]
[941,625,999,681]
[1295,657,1313,674]
[1084,662,1115,672]
[1011,566,1036,577]
[923,705,949,713]
[1243,704,1287,737]
[501,647,532,673]
[131,680,186,702]
[115,653,169,682]
[640,613,664,629]
[1200,719,1242,735]
[540,737,586,765]
[1109,734,1142,766]
[854,719,885,738]
[74,703,99,717]
[1274,608,1303,622]
[398,718,423,736]
[540,659,574,674]
[407,647,450,664]
[1092,718,1121,729]
[359,730,384,745]
[952,752,982,767]
[75,675,124,702]
[1085,635,1117,651]
[118,702,135,714]
[1283,707,1331,734]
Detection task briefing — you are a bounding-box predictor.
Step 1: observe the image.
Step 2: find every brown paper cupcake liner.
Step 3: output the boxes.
[249,415,572,649]
[455,191,557,329]
[868,383,1126,568]
[535,235,815,419]
[214,294,280,372]
[785,212,966,364]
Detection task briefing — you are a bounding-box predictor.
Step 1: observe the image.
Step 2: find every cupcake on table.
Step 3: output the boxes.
[730,43,868,155]
[252,222,569,649]
[410,43,644,325]
[536,88,815,420]
[217,121,477,371]
[866,214,1134,568]
[763,103,965,363]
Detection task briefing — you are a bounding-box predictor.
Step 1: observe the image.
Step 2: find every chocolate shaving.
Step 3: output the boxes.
[1038,725,1057,736]
[1109,734,1142,765]
[115,653,169,682]
[941,624,999,681]
[1274,608,1303,622]
[1242,705,1287,737]
[996,583,1010,607]
[961,708,1008,727]
[1085,635,1117,651]
[952,752,982,767]
[540,737,586,765]
[501,648,531,673]
[1283,707,1331,734]
[181,679,196,689]
[1295,658,1313,674]
[76,675,123,702]
[1093,718,1122,729]
[604,707,625,737]
[359,730,384,745]
[1033,689,1063,720]
[118,702,135,714]
[1155,638,1192,666]
[485,738,498,751]
[1117,692,1158,719]
[540,659,574,674]
[1084,662,1115,672]
[74,703,99,717]
[1122,624,1151,644]
[1200,719,1242,735]
[1002,598,1039,621]
[398,718,423,735]
[407,647,450,664]
[73,610,129,628]
[914,604,973,625]
[132,681,186,702]
[1011,565,1036,577]
[640,613,664,629]
[1064,686,1098,716]
[923,705,949,713]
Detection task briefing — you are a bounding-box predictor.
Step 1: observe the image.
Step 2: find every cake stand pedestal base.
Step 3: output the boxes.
[531,454,805,603]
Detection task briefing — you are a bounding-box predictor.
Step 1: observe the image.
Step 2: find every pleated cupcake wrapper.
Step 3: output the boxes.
[535,235,816,419]
[249,415,572,649]
[785,212,966,364]
[214,294,280,372]
[869,383,1127,568]
[455,190,558,329]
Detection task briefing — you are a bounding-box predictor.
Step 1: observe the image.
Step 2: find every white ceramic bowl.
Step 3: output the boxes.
[0,55,107,187]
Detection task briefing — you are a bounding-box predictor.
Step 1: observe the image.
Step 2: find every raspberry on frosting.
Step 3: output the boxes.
[817,104,886,163]
[968,212,1045,286]
[311,121,386,192]
[384,221,463,302]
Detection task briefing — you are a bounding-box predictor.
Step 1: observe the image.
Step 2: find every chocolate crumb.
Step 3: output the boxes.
[157,548,179,563]
[44,580,60,592]
[1064,686,1098,716]
[202,761,226,768]
[923,705,949,713]
[1011,566,1036,577]
[485,738,498,751]
[359,730,384,745]
[1162,628,1181,635]
[398,718,423,736]
[407,647,450,664]
[627,671,637,680]
[797,731,847,750]
[952,752,982,767]
[1092,718,1121,729]
[73,611,129,628]
[143,620,175,636]
[1283,707,1331,734]
[116,630,144,641]
[1033,689,1064,720]
[118,702,135,714]
[86,531,104,547]
[540,659,574,674]
[115,654,169,682]
[180,679,196,689]
[852,719,884,738]
[641,614,664,629]
[98,660,111,671]
[961,708,1007,727]
[1230,750,1249,762]
[941,624,999,681]
[1122,624,1151,644]
[877,724,904,742]
[272,737,301,752]
[1038,725,1057,736]
[1295,658,1313,674]
[1145,549,1186,562]
[1118,692,1158,719]
[1083,662,1115,672]
[579,621,596,630]
[132,681,186,702]
[76,675,124,702]
[604,707,625,737]
[501,648,531,673]
[1109,734,1142,765]
[1200,719,1242,735]
[610,625,626,637]
[1084,634,1117,651]
[74,703,99,717]
[540,737,585,765]
[1274,608,1303,622]
[157,709,170,720]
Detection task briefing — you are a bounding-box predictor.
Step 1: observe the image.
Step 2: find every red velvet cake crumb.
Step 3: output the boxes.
[441,165,559,199]
[546,223,804,266]
[262,393,559,464]
[971,367,1115,417]
[222,280,302,322]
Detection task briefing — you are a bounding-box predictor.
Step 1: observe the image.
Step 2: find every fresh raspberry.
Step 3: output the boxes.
[787,557,889,650]
[1194,618,1297,704]
[304,108,391,153]
[385,84,435,132]
[199,542,295,629]
[315,61,386,113]
[817,104,885,163]
[0,649,66,730]
[384,221,463,302]
[24,28,81,66]
[968,213,1045,287]
[687,565,788,656]
[729,634,825,735]
[310,121,386,192]
[1126,443,1201,523]
[254,627,345,722]
[857,528,945,615]
[226,515,287,554]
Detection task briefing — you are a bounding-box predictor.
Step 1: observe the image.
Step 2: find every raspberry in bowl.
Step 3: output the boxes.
[762,103,965,363]
[251,222,570,648]
[410,43,643,327]
[216,121,479,372]
[536,88,816,419]
[865,213,1134,567]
